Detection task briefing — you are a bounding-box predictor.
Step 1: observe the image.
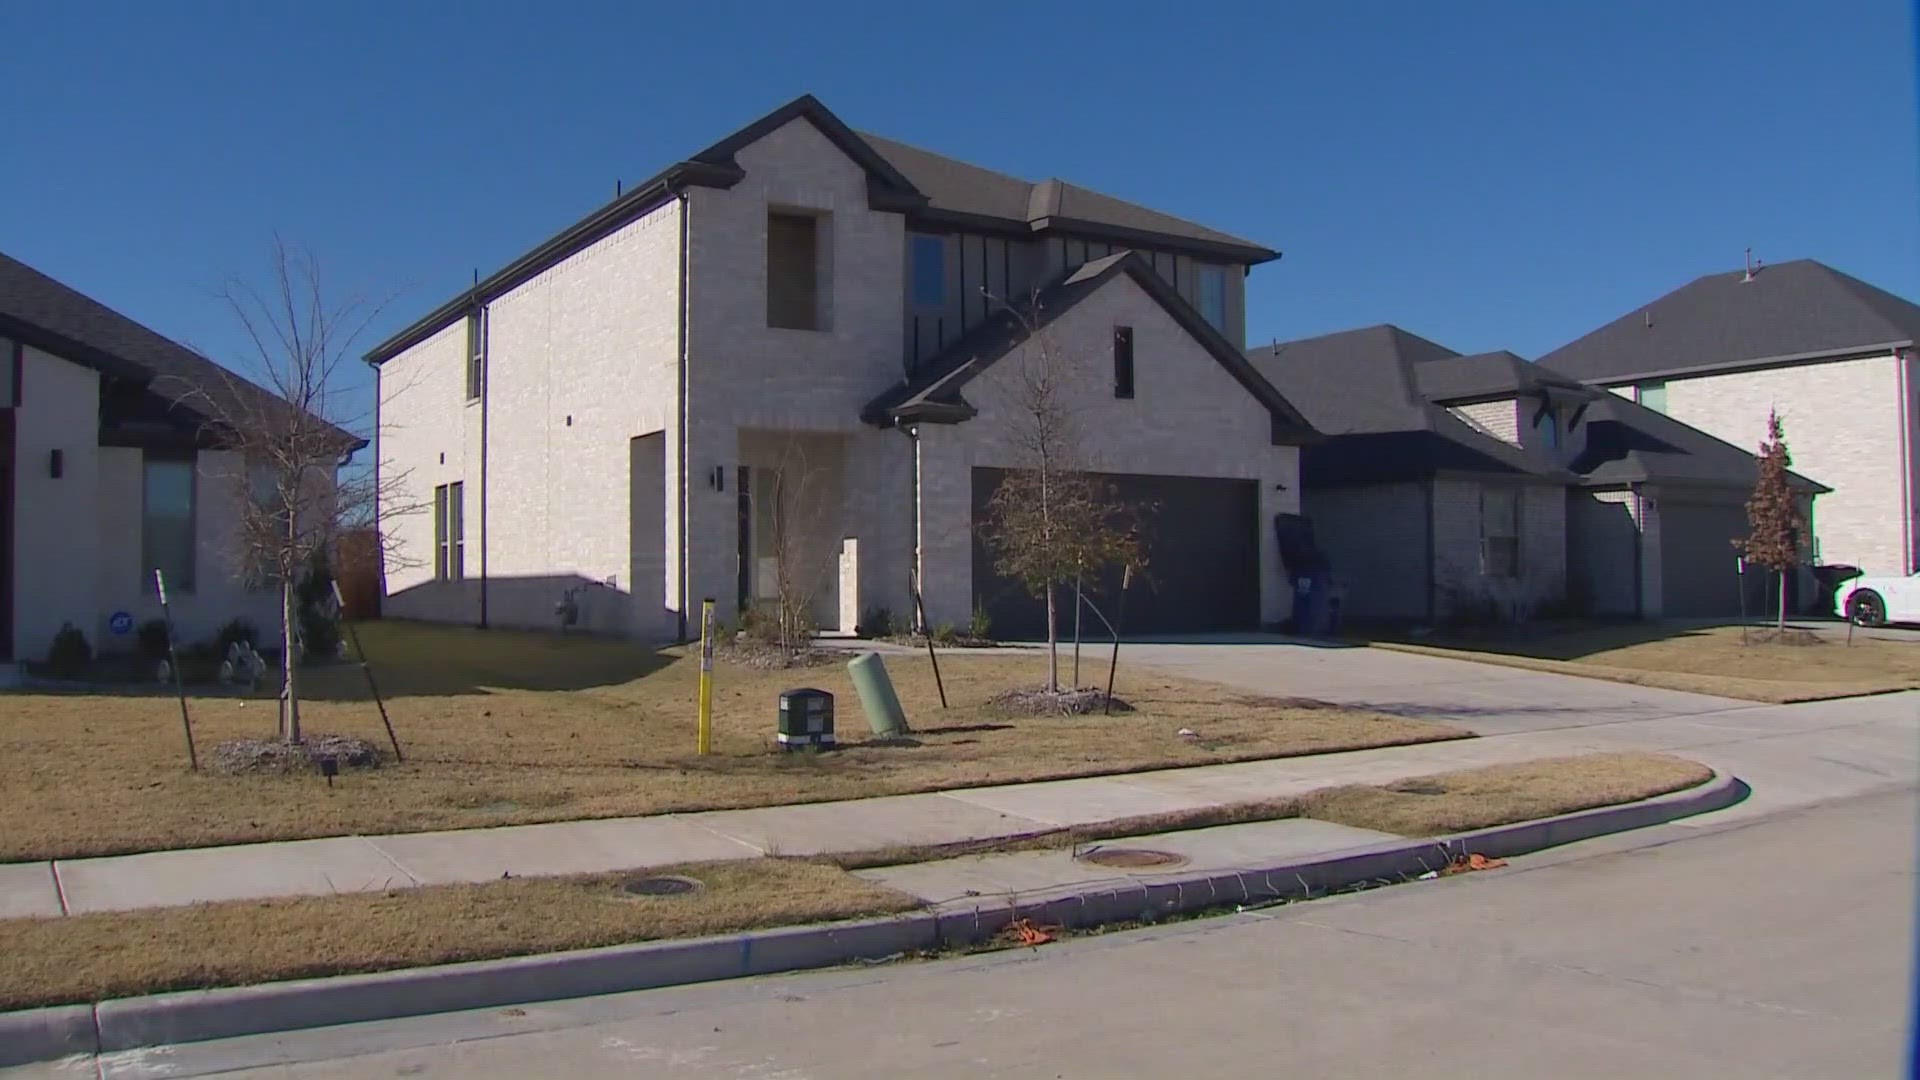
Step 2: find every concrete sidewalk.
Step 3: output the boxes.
[4,681,1912,919]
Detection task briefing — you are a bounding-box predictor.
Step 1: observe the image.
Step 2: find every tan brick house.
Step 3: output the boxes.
[367,95,1318,642]
[1541,258,1918,578]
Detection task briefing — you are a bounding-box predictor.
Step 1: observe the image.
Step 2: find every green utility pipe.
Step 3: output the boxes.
[847,651,910,736]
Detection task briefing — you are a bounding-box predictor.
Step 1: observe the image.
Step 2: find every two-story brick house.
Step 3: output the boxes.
[367,95,1318,642]
[1542,258,1920,579]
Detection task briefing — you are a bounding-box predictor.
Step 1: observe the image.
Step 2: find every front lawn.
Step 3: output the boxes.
[0,621,1468,861]
[1368,623,1920,702]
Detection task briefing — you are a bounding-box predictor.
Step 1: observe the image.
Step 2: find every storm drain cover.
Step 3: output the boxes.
[1394,783,1447,796]
[1075,848,1189,870]
[618,875,703,897]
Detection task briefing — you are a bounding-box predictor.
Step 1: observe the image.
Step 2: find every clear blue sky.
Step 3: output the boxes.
[5,1,1916,436]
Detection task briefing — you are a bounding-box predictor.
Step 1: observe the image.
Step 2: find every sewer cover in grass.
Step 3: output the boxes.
[1074,848,1189,869]
[617,875,704,897]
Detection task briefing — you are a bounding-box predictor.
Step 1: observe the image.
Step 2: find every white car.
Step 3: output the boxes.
[1834,572,1920,626]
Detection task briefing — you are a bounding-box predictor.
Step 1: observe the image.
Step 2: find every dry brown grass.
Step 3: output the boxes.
[1301,752,1715,836]
[0,859,915,1011]
[0,621,1467,861]
[1370,623,1920,702]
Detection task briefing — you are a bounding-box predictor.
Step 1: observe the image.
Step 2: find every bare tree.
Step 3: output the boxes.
[747,437,842,660]
[179,239,412,742]
[976,293,1145,693]
[1734,409,1808,632]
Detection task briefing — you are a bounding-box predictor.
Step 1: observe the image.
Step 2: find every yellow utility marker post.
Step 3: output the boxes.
[696,598,715,755]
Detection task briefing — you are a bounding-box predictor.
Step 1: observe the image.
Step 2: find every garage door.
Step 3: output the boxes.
[970,468,1260,639]
[1660,501,1765,617]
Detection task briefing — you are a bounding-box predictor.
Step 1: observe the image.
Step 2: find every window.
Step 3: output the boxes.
[767,210,822,329]
[1480,488,1520,578]
[909,235,945,307]
[1113,326,1135,399]
[1637,381,1667,414]
[1541,407,1561,450]
[1196,265,1227,330]
[465,309,486,401]
[434,481,465,581]
[143,453,196,592]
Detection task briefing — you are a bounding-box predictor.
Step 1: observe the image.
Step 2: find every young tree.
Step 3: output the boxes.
[977,294,1145,693]
[180,239,407,742]
[761,438,842,659]
[1734,409,1808,632]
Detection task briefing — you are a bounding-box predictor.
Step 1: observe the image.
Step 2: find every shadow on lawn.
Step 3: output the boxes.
[300,619,674,701]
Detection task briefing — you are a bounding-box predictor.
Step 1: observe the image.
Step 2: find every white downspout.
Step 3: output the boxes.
[1898,348,1913,572]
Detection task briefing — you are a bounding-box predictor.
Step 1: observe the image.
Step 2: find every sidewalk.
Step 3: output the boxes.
[3,687,1912,919]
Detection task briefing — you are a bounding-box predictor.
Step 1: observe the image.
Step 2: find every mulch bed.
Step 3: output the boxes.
[206,734,383,776]
[986,685,1134,716]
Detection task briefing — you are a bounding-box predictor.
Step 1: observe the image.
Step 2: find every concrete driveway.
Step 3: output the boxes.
[1113,637,1750,734]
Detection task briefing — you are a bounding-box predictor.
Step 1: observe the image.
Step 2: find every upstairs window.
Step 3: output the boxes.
[434,481,465,582]
[1196,265,1227,330]
[143,452,197,593]
[909,235,945,307]
[465,309,486,401]
[1541,407,1562,450]
[1113,326,1135,399]
[1637,381,1667,414]
[1479,488,1520,578]
[767,210,822,330]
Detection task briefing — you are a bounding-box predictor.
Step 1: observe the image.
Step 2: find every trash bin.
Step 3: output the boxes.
[1292,572,1336,637]
[777,688,836,751]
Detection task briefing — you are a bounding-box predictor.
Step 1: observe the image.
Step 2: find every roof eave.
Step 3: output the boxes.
[1561,339,1915,386]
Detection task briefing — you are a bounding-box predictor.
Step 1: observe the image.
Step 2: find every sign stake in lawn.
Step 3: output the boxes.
[697,598,715,755]
[332,580,403,762]
[154,569,198,771]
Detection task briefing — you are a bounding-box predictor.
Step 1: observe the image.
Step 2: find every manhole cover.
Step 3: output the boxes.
[618,875,703,897]
[1395,783,1447,796]
[1075,847,1189,869]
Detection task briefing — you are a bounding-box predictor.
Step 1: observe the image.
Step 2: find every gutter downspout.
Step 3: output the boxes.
[1898,349,1913,572]
[674,187,692,641]
[1630,483,1645,619]
[478,303,490,629]
[906,423,923,632]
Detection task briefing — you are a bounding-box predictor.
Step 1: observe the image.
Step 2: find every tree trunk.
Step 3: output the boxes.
[281,578,302,743]
[1044,582,1059,692]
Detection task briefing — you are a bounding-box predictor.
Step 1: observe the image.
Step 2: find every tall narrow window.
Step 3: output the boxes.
[1480,488,1520,578]
[465,309,487,400]
[1113,326,1135,399]
[143,453,196,592]
[434,481,465,581]
[767,211,821,329]
[1196,265,1227,330]
[1637,381,1667,414]
[909,235,945,307]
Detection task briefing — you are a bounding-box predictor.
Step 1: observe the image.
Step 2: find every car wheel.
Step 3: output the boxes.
[1848,590,1887,627]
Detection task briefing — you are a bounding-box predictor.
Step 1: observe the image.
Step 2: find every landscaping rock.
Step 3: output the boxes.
[716,641,838,670]
[987,685,1134,716]
[207,734,383,776]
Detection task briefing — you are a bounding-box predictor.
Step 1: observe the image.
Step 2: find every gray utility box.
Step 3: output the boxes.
[777,688,836,750]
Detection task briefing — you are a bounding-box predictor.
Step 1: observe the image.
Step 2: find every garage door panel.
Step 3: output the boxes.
[971,468,1259,639]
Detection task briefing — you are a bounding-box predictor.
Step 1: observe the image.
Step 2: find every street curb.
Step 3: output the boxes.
[0,771,1746,1066]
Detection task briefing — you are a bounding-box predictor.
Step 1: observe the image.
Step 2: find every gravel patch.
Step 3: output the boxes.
[206,734,383,776]
[986,685,1134,716]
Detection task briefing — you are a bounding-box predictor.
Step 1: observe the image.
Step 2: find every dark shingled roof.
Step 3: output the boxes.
[1412,350,1597,406]
[853,134,1275,258]
[1540,259,1920,385]
[863,250,1317,445]
[0,251,364,451]
[1247,326,1562,482]
[1571,392,1827,493]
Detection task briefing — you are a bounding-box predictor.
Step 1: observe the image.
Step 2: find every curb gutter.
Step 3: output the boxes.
[0,772,1747,1066]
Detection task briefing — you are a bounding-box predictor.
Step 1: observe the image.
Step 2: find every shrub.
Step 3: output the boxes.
[46,623,92,678]
[215,617,261,656]
[858,606,897,638]
[136,618,173,661]
[969,605,993,641]
[932,622,960,646]
[295,550,342,660]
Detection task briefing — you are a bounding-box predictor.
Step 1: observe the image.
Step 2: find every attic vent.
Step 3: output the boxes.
[1742,247,1763,282]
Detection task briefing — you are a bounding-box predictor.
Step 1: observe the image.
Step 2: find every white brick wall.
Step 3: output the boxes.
[1631,353,1907,574]
[914,271,1300,627]
[1450,401,1521,445]
[1431,476,1566,620]
[378,318,484,625]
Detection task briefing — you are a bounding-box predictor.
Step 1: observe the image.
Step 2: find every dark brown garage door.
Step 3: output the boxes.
[970,468,1260,640]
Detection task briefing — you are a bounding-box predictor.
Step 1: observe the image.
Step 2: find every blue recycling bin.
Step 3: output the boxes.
[1292,572,1337,637]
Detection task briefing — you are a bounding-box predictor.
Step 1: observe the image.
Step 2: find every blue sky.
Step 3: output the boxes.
[4,0,1916,436]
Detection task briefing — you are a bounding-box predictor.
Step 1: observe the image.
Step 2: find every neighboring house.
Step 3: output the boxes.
[367,95,1318,642]
[1251,325,1823,622]
[0,252,362,664]
[1541,258,1919,577]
